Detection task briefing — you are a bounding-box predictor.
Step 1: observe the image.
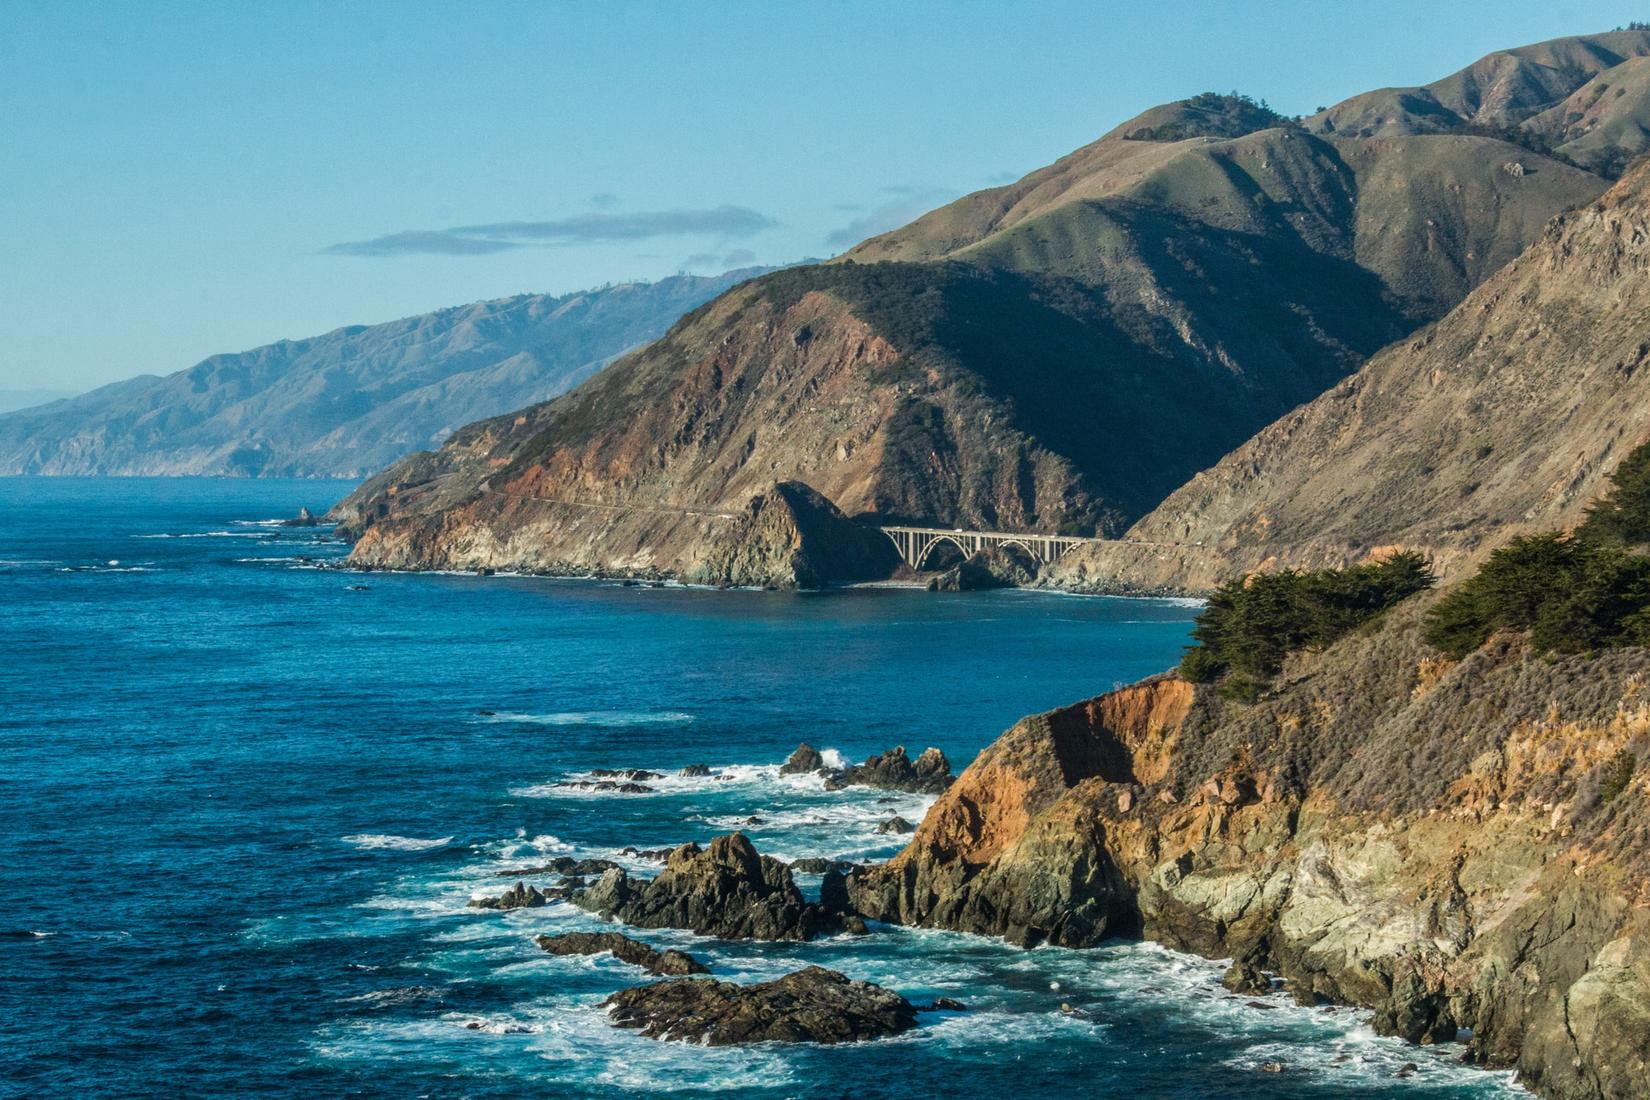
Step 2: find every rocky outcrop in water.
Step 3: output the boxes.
[535,931,707,976]
[573,833,854,941]
[602,966,919,1044]
[469,881,549,910]
[825,746,952,795]
[847,603,1650,1100]
[779,744,824,775]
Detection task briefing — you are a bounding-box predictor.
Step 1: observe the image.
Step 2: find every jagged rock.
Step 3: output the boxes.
[602,966,918,1044]
[469,881,547,910]
[282,506,319,527]
[591,768,663,781]
[825,745,952,794]
[535,931,707,976]
[877,816,916,835]
[496,857,622,877]
[780,743,824,775]
[679,764,711,778]
[1222,960,1272,995]
[925,997,967,1011]
[689,482,901,589]
[573,833,846,941]
[620,847,674,863]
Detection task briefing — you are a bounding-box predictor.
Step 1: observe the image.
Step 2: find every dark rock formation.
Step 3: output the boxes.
[282,506,319,527]
[877,816,916,835]
[927,546,1038,591]
[469,881,548,910]
[679,764,711,778]
[573,833,849,941]
[825,746,952,794]
[534,931,708,976]
[553,780,655,794]
[779,743,823,775]
[691,482,901,589]
[591,768,663,781]
[602,966,919,1045]
[496,857,622,877]
[788,857,858,875]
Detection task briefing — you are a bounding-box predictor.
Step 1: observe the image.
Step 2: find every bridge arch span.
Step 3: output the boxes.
[914,534,971,571]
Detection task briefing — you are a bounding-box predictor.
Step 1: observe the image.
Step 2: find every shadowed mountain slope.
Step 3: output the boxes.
[1051,159,1650,594]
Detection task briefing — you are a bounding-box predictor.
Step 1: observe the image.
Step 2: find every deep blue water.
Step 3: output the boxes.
[1,479,1520,1098]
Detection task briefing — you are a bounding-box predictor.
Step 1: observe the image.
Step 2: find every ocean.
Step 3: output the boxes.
[0,479,1520,1098]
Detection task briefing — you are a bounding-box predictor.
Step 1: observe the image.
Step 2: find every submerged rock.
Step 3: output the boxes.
[573,833,851,940]
[469,881,547,910]
[553,780,655,794]
[535,931,707,976]
[591,768,663,781]
[602,965,918,1044]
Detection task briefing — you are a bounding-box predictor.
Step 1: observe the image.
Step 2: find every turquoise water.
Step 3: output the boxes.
[1,479,1520,1098]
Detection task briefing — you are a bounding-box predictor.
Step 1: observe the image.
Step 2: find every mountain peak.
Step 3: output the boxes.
[1106,91,1293,143]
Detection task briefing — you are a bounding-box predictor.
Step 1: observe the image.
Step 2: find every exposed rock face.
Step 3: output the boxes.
[849,603,1650,1099]
[602,966,919,1045]
[1053,158,1650,595]
[573,833,847,941]
[926,546,1038,591]
[689,481,901,588]
[876,816,916,835]
[826,746,953,795]
[468,881,548,910]
[534,931,707,976]
[779,744,824,775]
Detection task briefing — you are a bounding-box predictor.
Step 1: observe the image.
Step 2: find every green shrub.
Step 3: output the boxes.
[1600,750,1637,803]
[1424,441,1650,659]
[1180,552,1434,691]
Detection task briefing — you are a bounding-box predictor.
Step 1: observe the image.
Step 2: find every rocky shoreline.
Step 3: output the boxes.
[479,630,1646,1096]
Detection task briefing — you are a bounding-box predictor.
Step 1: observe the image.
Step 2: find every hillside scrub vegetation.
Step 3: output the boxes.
[1424,441,1650,658]
[1179,552,1434,699]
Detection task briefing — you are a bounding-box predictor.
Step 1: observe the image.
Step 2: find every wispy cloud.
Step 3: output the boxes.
[824,187,954,250]
[324,205,777,258]
[325,230,524,257]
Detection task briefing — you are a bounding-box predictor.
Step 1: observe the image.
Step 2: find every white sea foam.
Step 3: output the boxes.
[135,530,264,539]
[342,834,453,852]
[479,710,694,727]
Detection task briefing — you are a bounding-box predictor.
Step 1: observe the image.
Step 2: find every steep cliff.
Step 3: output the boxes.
[1052,156,1650,595]
[850,600,1650,1099]
[336,34,1642,577]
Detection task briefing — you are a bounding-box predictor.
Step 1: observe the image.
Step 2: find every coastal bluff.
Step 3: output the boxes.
[849,601,1650,1100]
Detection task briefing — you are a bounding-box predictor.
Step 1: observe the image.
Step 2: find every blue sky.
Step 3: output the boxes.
[1,0,1638,392]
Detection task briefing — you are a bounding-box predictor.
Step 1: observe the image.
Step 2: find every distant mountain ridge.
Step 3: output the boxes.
[0,268,773,478]
[334,29,1650,584]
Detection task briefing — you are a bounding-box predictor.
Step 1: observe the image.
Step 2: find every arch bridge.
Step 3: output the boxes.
[877,525,1090,570]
